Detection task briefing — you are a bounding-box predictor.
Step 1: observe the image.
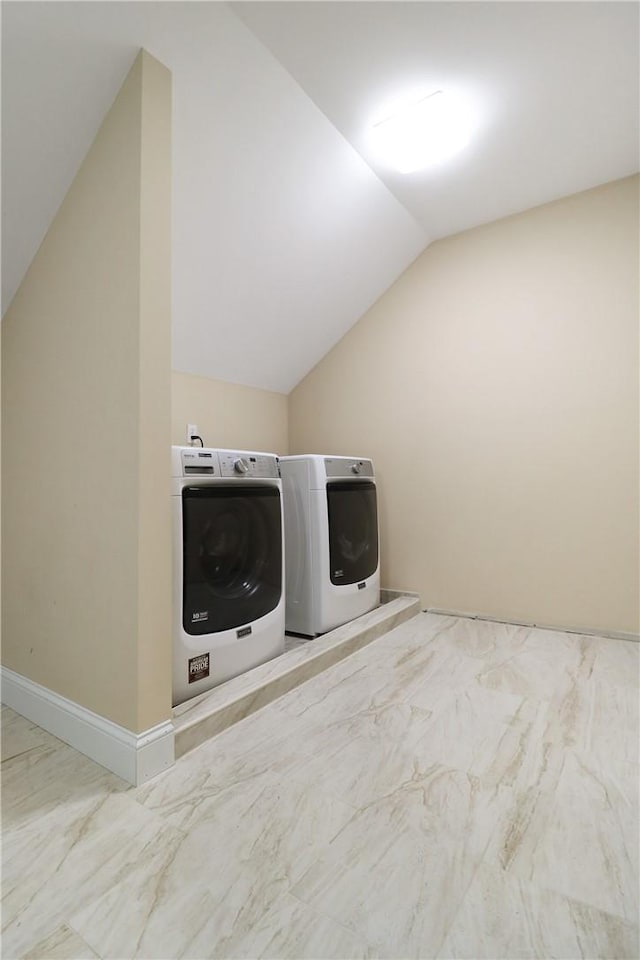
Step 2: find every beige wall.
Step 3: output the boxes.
[1,51,173,732]
[136,54,173,730]
[172,370,288,455]
[289,176,640,636]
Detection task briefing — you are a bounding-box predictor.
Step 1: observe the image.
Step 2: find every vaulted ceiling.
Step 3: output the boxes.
[2,2,638,393]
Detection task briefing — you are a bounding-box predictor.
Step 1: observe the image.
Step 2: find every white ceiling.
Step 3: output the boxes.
[2,2,638,393]
[235,1,640,240]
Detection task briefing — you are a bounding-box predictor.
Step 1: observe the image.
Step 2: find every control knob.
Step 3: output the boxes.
[234,457,250,475]
[350,462,361,475]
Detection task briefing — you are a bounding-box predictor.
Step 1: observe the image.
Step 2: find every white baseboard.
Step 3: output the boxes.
[0,667,174,785]
[425,607,640,643]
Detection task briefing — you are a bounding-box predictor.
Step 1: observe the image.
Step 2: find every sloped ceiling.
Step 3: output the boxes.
[2,2,638,393]
[235,1,640,240]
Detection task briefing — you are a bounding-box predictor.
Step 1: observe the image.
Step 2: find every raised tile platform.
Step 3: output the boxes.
[172,594,421,758]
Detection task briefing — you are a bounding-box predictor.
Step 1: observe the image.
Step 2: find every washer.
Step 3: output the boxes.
[172,445,285,706]
[279,454,380,636]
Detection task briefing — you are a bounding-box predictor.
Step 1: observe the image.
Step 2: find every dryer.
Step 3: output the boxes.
[279,454,380,636]
[172,445,285,706]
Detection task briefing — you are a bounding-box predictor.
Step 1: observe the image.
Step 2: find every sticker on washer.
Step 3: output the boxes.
[334,569,344,578]
[237,626,252,639]
[188,653,210,683]
[191,610,209,623]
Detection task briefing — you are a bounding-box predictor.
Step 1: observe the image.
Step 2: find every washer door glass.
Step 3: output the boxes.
[182,485,282,635]
[326,480,378,586]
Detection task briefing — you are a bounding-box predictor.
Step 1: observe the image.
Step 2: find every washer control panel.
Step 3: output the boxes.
[176,447,279,479]
[218,451,279,479]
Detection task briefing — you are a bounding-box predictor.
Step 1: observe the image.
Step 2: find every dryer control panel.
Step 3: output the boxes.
[218,451,279,479]
[324,457,374,479]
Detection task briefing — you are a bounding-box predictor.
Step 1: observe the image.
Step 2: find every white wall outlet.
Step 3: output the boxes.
[187,423,199,443]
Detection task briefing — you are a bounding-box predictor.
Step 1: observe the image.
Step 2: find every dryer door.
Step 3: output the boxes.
[326,480,378,586]
[182,485,282,634]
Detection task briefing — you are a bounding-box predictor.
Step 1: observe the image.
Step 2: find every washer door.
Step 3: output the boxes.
[182,485,282,634]
[326,480,378,586]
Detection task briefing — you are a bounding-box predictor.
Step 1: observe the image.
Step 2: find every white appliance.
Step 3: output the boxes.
[172,445,285,706]
[279,454,380,636]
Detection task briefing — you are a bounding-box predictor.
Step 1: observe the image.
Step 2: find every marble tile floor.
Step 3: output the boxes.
[2,612,638,959]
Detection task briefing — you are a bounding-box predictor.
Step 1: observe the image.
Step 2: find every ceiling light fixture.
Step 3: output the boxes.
[369,89,474,174]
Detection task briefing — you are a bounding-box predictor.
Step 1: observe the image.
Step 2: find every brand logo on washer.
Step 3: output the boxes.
[188,653,210,683]
[237,626,252,639]
[334,569,344,578]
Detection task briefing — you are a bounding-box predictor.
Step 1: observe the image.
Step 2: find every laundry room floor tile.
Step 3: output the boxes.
[1,703,53,760]
[2,786,185,959]
[21,924,99,960]
[437,862,639,959]
[2,612,638,959]
[69,773,355,958]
